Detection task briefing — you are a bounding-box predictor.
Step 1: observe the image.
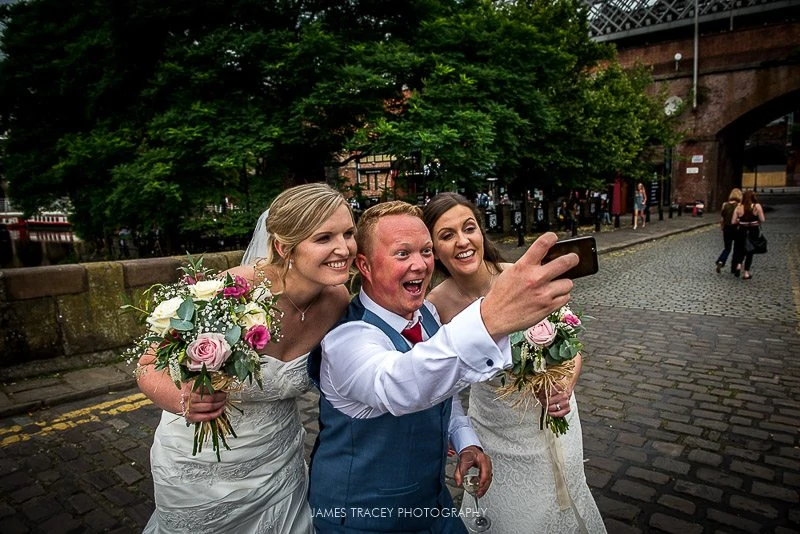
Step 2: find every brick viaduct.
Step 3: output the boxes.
[615,20,800,210]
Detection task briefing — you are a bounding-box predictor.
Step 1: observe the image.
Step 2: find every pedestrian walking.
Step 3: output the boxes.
[731,189,765,280]
[599,197,611,225]
[633,183,647,230]
[715,188,742,273]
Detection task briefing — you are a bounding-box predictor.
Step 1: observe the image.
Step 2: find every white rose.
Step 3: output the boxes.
[239,301,268,329]
[189,279,224,301]
[146,296,184,336]
[250,284,273,303]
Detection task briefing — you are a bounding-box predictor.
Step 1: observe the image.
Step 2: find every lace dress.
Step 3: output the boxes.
[143,354,313,534]
[460,378,606,534]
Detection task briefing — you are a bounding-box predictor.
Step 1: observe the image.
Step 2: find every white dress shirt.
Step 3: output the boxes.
[319,289,512,453]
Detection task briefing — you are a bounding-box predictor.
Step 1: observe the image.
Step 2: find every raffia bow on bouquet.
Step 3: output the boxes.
[123,254,282,461]
[496,305,586,437]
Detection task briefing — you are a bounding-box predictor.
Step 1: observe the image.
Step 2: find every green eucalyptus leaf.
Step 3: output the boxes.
[225,325,241,348]
[170,318,194,331]
[177,298,195,321]
[234,355,250,382]
[509,331,525,345]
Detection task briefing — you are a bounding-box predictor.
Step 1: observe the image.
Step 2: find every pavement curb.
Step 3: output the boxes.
[0,378,140,419]
[594,220,716,255]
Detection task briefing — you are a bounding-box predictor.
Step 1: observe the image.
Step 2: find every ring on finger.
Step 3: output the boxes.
[555,403,561,411]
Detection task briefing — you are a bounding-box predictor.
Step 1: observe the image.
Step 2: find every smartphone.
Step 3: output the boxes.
[542,236,599,279]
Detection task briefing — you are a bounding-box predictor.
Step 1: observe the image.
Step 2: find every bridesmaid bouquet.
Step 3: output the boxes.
[497,305,585,436]
[123,254,281,461]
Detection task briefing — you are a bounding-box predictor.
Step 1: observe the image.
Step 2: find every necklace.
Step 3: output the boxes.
[454,270,497,302]
[282,293,317,322]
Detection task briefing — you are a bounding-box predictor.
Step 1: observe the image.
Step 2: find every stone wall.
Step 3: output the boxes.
[0,251,244,376]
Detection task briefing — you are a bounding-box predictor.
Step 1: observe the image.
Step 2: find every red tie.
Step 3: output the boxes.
[401,322,423,345]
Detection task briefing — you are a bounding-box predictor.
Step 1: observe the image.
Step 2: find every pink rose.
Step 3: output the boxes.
[244,325,271,350]
[525,319,557,348]
[563,313,581,327]
[223,275,250,299]
[185,333,232,371]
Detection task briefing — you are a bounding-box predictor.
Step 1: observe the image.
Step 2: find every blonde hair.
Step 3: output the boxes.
[262,183,351,280]
[728,188,743,202]
[356,201,423,257]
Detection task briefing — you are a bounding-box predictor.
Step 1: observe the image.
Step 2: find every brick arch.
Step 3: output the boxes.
[617,20,800,210]
[715,85,800,199]
[706,67,800,138]
[675,65,800,208]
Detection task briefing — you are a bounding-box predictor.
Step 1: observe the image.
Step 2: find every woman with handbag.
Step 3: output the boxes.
[731,189,765,280]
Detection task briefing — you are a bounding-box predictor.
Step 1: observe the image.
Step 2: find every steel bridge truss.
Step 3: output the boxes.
[584,0,798,41]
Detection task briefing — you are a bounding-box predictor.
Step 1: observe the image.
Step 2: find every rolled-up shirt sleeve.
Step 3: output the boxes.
[319,298,511,419]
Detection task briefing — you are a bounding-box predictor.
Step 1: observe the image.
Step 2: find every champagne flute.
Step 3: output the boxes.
[461,465,492,532]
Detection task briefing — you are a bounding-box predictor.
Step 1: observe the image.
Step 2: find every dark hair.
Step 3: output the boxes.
[422,192,506,277]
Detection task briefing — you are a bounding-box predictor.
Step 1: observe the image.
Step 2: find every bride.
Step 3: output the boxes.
[137,183,356,533]
[423,193,606,533]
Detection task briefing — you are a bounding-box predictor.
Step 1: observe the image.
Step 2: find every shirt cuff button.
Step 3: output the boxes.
[486,359,494,367]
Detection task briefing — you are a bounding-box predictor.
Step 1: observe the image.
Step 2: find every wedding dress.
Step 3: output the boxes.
[143,353,313,534]
[460,378,606,533]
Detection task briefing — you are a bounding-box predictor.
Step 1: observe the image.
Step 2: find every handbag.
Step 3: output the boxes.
[745,229,767,254]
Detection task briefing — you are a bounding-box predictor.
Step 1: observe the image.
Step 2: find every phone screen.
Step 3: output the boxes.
[542,236,599,279]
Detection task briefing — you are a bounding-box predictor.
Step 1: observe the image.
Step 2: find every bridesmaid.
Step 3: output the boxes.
[423,192,606,534]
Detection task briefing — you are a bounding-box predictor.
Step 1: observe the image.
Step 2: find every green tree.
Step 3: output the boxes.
[0,0,423,245]
[0,0,678,246]
[350,0,678,197]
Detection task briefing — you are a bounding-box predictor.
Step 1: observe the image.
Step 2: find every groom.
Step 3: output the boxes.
[308,201,577,533]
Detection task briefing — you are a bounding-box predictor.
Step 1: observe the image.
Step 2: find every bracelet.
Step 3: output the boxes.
[179,393,187,417]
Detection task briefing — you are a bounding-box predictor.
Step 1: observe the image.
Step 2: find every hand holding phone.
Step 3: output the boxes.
[542,236,599,279]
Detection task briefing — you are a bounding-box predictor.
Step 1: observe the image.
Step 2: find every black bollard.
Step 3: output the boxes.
[614,214,620,228]
[594,198,601,232]
[517,224,524,247]
[668,204,673,218]
[659,206,664,221]
[571,222,578,237]
[645,208,651,223]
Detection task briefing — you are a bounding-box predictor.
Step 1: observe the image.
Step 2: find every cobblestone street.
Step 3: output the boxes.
[1,198,798,533]
[570,198,800,533]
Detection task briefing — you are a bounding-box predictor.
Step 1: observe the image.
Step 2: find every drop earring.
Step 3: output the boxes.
[288,259,293,269]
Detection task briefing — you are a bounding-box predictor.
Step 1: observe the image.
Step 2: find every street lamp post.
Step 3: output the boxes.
[746,136,759,191]
[753,142,759,193]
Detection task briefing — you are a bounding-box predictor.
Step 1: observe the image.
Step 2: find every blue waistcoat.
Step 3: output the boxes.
[308,296,465,534]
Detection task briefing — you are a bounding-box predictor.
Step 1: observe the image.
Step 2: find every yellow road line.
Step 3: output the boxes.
[1,393,153,447]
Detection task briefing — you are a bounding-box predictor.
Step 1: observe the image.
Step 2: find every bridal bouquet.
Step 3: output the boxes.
[497,305,585,436]
[123,254,281,461]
